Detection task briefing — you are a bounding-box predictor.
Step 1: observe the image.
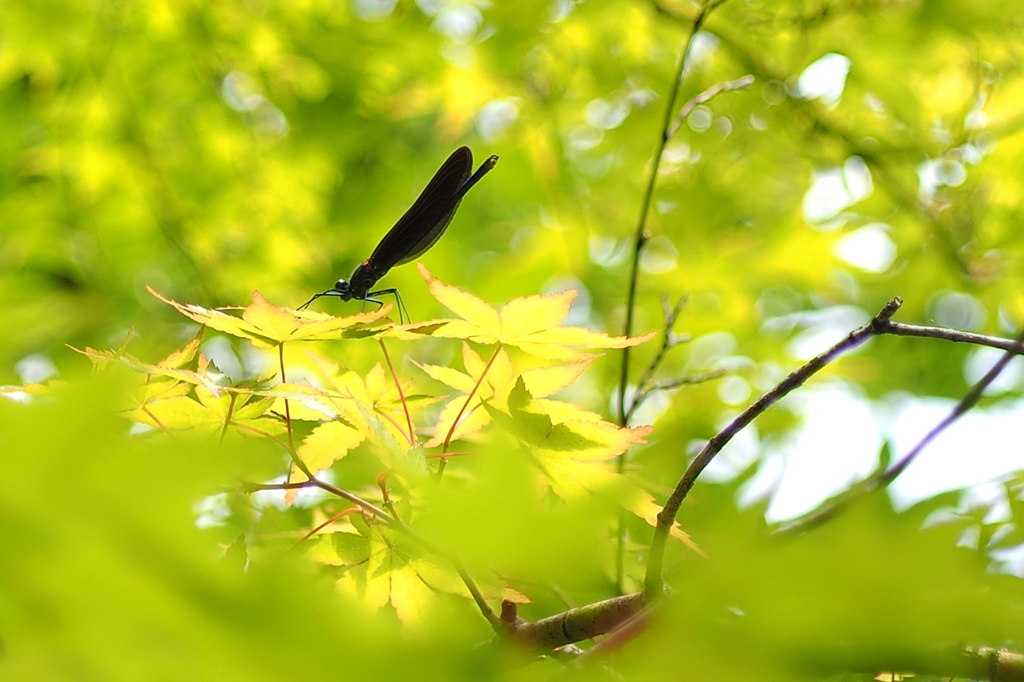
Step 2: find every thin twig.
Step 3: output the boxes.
[883,327,1024,483]
[293,507,360,549]
[624,294,716,425]
[884,321,1024,354]
[307,477,392,520]
[424,450,473,460]
[629,369,728,418]
[666,74,755,138]
[624,295,688,423]
[242,477,391,528]
[240,480,319,492]
[373,406,416,447]
[780,322,1024,534]
[644,297,904,596]
[232,422,292,451]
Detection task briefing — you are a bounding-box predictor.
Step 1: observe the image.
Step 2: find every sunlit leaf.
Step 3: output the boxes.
[149,287,392,347]
[418,264,655,360]
[294,421,366,479]
[305,531,372,567]
[420,347,603,448]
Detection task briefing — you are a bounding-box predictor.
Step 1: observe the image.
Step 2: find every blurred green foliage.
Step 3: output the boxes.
[3,0,1024,679]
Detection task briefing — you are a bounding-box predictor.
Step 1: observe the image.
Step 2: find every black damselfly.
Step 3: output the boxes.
[299,146,498,321]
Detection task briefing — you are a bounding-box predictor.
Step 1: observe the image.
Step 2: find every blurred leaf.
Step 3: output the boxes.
[627,484,1024,680]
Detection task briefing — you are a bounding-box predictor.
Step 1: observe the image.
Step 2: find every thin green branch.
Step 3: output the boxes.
[628,295,689,412]
[616,0,725,597]
[629,369,728,421]
[618,1,715,427]
[622,295,727,424]
[141,405,174,437]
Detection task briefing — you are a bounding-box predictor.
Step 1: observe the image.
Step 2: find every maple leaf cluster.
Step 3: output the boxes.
[72,265,699,621]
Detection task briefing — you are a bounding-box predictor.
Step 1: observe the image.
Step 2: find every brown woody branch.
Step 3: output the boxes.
[780,321,1024,535]
[644,297,905,596]
[498,593,645,652]
[646,297,1024,591]
[958,647,1024,682]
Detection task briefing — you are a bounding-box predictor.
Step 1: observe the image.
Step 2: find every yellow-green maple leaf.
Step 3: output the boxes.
[277,353,428,485]
[148,287,392,347]
[70,327,230,399]
[388,265,654,361]
[417,342,597,447]
[127,382,280,438]
[489,378,702,554]
[314,528,527,624]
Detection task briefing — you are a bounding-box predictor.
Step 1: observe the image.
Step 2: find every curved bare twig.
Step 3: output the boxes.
[780,321,1024,534]
[644,297,904,596]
